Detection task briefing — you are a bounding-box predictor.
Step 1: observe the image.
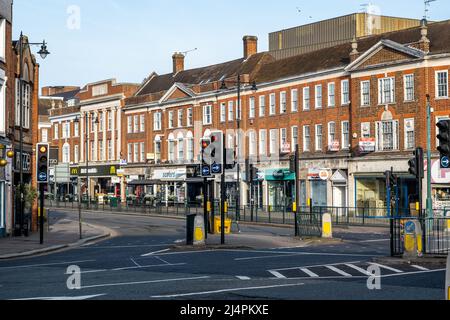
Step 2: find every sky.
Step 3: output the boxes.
[12,0,450,89]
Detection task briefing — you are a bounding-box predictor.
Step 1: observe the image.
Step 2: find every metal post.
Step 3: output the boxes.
[295,144,300,237]
[18,33,24,236]
[209,179,214,237]
[236,75,241,222]
[221,132,226,245]
[203,177,209,235]
[39,183,44,244]
[426,95,433,219]
[86,114,90,209]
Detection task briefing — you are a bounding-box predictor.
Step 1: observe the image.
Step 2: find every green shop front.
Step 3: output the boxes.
[265,169,296,208]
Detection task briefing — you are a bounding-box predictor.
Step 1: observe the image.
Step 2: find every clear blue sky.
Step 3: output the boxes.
[12,0,450,89]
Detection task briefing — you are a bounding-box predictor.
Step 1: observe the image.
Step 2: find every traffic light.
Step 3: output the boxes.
[251,166,258,181]
[36,143,49,184]
[201,138,211,177]
[437,120,450,169]
[289,155,296,173]
[225,149,236,170]
[408,157,417,177]
[210,131,224,175]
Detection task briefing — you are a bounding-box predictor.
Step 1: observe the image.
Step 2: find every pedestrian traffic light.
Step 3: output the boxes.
[289,155,296,173]
[210,131,224,175]
[437,120,450,169]
[201,138,211,177]
[408,156,417,177]
[36,143,49,184]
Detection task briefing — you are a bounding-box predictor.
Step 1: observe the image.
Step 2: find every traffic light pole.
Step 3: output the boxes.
[426,95,433,219]
[221,133,226,245]
[39,183,44,244]
[295,144,300,237]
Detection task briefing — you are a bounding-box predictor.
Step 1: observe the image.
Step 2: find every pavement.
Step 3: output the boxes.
[0,210,447,301]
[0,213,112,260]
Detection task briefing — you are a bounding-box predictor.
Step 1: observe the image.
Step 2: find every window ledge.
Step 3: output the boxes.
[435,97,449,101]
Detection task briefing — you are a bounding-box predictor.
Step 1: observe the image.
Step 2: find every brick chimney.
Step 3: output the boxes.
[243,36,258,59]
[418,19,430,53]
[172,52,185,74]
[350,36,360,62]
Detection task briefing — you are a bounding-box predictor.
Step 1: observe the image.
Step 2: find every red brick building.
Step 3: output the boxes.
[121,20,450,213]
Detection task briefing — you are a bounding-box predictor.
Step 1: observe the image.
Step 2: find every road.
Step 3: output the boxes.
[0,210,446,300]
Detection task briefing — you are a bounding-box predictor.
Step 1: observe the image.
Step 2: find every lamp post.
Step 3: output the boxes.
[16,33,49,236]
[220,75,258,221]
[83,113,98,209]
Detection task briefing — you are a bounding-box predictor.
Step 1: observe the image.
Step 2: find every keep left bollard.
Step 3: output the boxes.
[322,213,333,239]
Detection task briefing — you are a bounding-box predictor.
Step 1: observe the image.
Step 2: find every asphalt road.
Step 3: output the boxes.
[0,210,446,301]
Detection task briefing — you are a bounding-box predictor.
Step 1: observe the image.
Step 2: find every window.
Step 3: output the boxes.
[127,116,133,133]
[127,144,133,163]
[62,144,70,163]
[303,126,310,152]
[63,122,70,138]
[42,129,48,143]
[74,121,79,137]
[436,71,448,98]
[269,129,278,154]
[361,81,370,106]
[361,122,371,138]
[99,112,104,132]
[203,105,212,125]
[342,121,350,150]
[155,140,162,162]
[376,120,399,151]
[92,84,107,97]
[220,103,226,122]
[168,140,175,161]
[228,101,234,121]
[107,111,113,131]
[378,77,395,104]
[404,119,415,150]
[303,87,310,110]
[280,128,287,151]
[292,126,299,152]
[54,123,59,139]
[249,131,257,156]
[328,122,336,147]
[23,84,31,129]
[280,92,287,114]
[91,142,95,161]
[168,111,174,128]
[259,130,267,156]
[187,137,194,161]
[328,83,335,107]
[140,142,146,163]
[154,112,162,131]
[99,140,104,161]
[0,19,6,61]
[259,96,266,117]
[74,145,79,163]
[236,99,241,120]
[315,85,322,109]
[315,124,323,151]
[341,80,350,105]
[269,93,276,115]
[140,114,145,132]
[178,137,184,161]
[108,140,113,160]
[291,89,298,112]
[187,108,193,126]
[91,116,96,133]
[177,110,183,127]
[134,143,139,163]
[404,74,415,102]
[249,97,256,118]
[133,115,139,133]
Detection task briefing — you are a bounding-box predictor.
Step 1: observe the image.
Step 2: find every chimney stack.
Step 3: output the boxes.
[243,36,258,59]
[419,19,430,54]
[350,36,360,62]
[172,52,185,74]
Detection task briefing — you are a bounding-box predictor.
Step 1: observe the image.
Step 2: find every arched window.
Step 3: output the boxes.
[186,132,194,161]
[154,135,162,162]
[168,133,175,162]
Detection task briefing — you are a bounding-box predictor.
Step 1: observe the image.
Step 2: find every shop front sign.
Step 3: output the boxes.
[359,138,376,153]
[153,168,187,181]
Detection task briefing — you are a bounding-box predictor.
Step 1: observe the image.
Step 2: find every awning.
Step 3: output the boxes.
[127,179,163,186]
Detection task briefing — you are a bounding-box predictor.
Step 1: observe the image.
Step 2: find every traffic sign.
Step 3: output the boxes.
[202,165,211,177]
[211,163,222,175]
[442,156,450,169]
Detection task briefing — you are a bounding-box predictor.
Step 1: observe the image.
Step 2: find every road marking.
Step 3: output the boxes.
[141,249,171,257]
[326,265,353,277]
[359,239,390,243]
[153,256,171,265]
[300,268,319,278]
[150,283,305,299]
[111,262,186,271]
[411,265,430,271]
[130,258,141,267]
[82,244,172,249]
[268,270,287,279]
[11,294,106,301]
[234,252,381,262]
[0,260,96,271]
[370,263,403,273]
[345,264,372,276]
[81,276,210,290]
[271,261,361,272]
[236,276,251,280]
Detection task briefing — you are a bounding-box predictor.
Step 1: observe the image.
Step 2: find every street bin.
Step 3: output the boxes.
[214,217,231,235]
[186,214,196,245]
[110,197,118,208]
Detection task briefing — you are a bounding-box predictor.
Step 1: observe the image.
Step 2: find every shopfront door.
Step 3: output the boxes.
[333,185,347,216]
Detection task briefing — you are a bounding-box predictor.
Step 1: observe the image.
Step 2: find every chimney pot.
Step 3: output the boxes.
[243,35,258,59]
[172,52,185,74]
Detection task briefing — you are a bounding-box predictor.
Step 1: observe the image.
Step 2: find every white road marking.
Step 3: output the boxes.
[83,244,172,249]
[141,248,171,257]
[370,263,403,273]
[174,239,184,244]
[345,264,372,276]
[150,283,305,299]
[268,270,287,279]
[0,260,96,271]
[11,294,106,301]
[358,239,390,243]
[153,256,171,265]
[326,265,353,277]
[271,261,361,272]
[234,251,381,261]
[236,276,251,280]
[130,257,141,267]
[111,263,186,271]
[300,268,319,278]
[81,276,210,290]
[411,265,430,271]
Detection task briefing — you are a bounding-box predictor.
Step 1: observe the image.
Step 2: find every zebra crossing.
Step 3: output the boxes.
[268,261,434,280]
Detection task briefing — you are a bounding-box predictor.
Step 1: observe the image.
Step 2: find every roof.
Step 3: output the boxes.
[136,52,274,96]
[48,89,81,101]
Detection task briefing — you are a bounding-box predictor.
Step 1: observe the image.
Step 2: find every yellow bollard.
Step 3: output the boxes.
[224,202,228,214]
[322,213,333,239]
[292,202,297,213]
[207,201,211,213]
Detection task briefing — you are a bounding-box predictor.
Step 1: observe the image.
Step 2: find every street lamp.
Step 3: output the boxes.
[16,33,49,236]
[220,75,258,221]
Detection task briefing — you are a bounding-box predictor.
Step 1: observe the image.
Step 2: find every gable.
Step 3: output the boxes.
[359,47,415,69]
[166,88,191,101]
